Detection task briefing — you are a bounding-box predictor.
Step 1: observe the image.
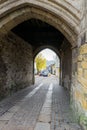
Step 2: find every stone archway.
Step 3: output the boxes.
[0,1,87,129]
[0,0,74,104]
[0,0,81,47]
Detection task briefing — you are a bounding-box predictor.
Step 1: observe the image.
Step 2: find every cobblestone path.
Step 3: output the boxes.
[51,78,82,130]
[0,76,82,130]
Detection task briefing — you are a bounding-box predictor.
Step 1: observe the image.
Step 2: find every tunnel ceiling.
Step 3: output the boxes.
[12,19,65,51]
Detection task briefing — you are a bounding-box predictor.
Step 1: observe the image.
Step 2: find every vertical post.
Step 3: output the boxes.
[32,58,35,84]
[59,58,62,86]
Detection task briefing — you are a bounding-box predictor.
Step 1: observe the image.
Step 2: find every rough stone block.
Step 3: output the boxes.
[82,54,87,61]
[77,68,83,77]
[78,62,82,68]
[82,98,87,110]
[83,69,87,79]
[79,44,87,55]
[78,55,82,61]
[78,77,87,88]
[81,61,87,69]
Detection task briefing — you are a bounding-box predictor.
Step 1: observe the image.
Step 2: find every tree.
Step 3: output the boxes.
[35,53,46,73]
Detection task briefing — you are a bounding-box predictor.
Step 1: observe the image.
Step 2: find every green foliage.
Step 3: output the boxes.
[80,115,87,125]
[80,114,87,130]
[35,53,46,73]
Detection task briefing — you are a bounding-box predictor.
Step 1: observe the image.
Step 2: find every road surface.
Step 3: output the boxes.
[0,75,82,130]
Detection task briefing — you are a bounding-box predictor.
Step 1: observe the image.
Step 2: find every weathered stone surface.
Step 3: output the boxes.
[0,0,82,45]
[71,43,87,130]
[78,68,83,77]
[0,32,33,97]
[79,44,87,54]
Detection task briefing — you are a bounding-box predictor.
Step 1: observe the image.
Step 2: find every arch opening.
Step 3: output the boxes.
[0,17,72,97]
[11,18,72,90]
[34,48,60,85]
[11,18,72,89]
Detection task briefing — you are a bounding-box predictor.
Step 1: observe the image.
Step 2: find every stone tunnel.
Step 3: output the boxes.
[0,0,87,129]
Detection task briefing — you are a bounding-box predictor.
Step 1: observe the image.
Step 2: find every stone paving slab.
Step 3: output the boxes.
[34,122,50,130]
[38,114,51,123]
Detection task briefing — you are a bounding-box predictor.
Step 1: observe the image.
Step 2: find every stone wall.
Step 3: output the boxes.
[71,44,87,130]
[0,32,33,98]
[61,40,72,90]
[77,44,87,130]
[71,47,78,116]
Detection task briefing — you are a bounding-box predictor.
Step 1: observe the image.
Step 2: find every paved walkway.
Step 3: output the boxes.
[51,79,82,130]
[0,76,82,130]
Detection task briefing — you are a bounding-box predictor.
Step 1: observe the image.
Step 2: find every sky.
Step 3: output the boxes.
[40,48,56,61]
